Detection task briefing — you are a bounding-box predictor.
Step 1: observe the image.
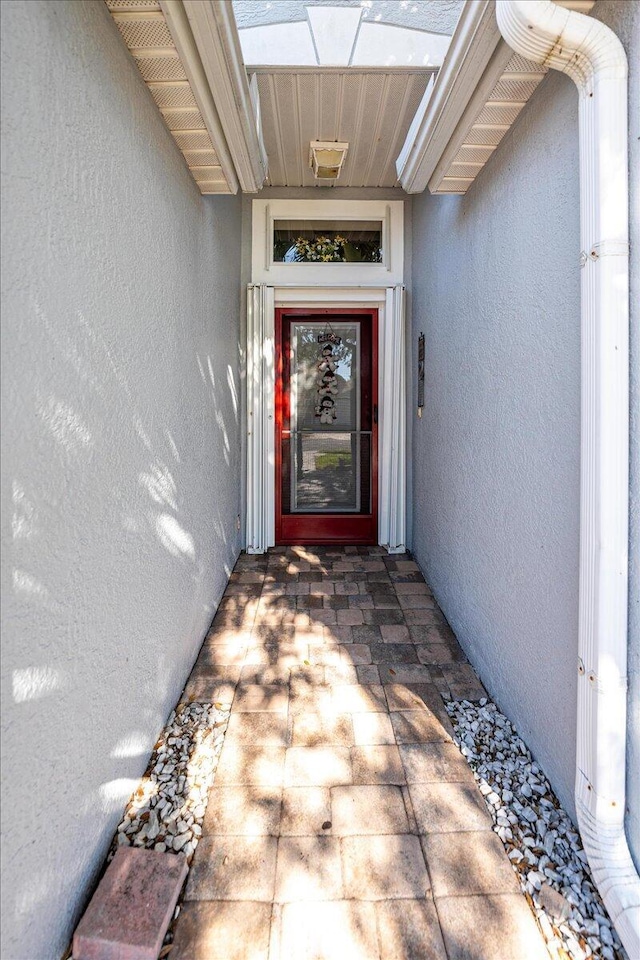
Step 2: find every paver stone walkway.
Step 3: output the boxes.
[170,546,550,960]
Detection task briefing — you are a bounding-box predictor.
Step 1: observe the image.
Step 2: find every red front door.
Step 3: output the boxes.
[275,308,378,545]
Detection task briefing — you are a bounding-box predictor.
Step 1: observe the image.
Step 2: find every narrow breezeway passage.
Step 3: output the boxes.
[170,547,550,960]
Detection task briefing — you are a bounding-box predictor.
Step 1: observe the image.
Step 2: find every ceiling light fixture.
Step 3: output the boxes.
[309,140,349,181]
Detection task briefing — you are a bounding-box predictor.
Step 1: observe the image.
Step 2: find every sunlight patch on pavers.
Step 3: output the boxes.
[168,546,552,960]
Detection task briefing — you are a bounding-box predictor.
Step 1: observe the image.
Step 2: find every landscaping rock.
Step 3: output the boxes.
[445,699,627,960]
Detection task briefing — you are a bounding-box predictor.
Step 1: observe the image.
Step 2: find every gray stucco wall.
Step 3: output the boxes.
[410,0,638,867]
[0,3,243,958]
[232,0,463,35]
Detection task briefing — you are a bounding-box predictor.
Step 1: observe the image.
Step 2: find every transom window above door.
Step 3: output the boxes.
[273,220,383,263]
[251,199,404,285]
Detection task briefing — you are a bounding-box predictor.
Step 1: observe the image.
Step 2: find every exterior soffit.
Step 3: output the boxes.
[396,0,595,195]
[105,0,234,194]
[104,0,268,194]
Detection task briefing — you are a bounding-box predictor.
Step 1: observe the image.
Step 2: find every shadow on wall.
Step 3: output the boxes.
[4,293,243,951]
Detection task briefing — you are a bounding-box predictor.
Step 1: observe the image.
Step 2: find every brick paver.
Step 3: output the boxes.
[171,546,550,959]
[74,847,187,960]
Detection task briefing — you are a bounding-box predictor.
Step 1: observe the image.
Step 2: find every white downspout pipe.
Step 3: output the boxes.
[495,2,639,954]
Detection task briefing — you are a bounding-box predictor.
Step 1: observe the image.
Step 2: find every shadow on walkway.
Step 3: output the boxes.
[170,546,549,960]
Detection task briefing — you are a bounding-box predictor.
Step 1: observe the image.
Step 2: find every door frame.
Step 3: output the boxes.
[274,307,379,546]
[246,284,406,554]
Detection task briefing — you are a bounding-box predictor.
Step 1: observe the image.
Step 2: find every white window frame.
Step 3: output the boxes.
[251,199,404,286]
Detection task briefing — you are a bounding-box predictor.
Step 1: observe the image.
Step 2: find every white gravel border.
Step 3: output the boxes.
[107,699,231,954]
[445,698,626,960]
[110,700,229,861]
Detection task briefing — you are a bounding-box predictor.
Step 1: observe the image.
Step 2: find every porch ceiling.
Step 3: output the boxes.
[255,68,433,188]
[104,0,596,197]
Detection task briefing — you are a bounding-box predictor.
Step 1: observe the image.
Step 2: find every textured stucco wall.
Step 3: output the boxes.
[410,0,639,867]
[0,2,243,958]
[232,0,463,35]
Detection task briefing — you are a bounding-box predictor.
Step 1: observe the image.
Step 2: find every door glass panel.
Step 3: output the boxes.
[292,432,361,512]
[287,321,371,514]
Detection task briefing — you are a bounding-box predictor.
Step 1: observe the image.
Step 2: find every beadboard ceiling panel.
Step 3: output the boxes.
[256,69,433,187]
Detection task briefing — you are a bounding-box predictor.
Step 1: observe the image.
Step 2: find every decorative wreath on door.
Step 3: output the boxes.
[314,327,341,423]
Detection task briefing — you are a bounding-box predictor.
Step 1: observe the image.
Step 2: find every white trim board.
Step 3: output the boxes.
[246,285,275,553]
[181,0,268,192]
[251,199,404,286]
[245,284,407,554]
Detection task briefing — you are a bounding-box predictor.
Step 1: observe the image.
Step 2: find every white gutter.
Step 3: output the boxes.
[160,0,240,194]
[182,0,268,193]
[495,2,639,955]
[161,0,268,194]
